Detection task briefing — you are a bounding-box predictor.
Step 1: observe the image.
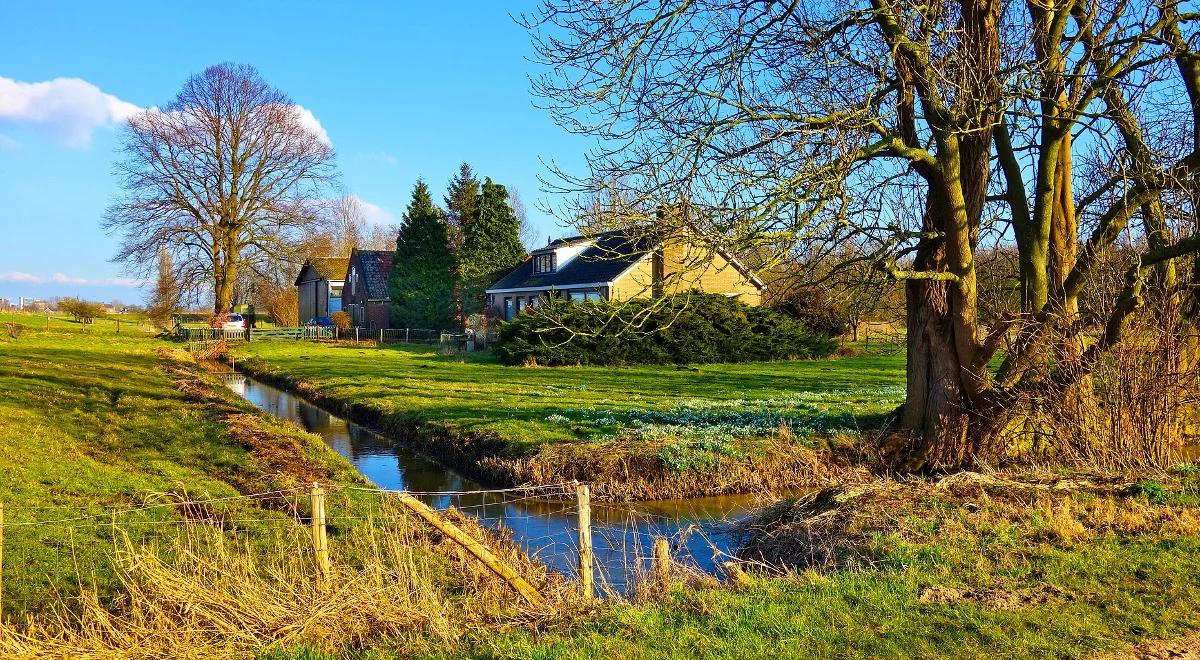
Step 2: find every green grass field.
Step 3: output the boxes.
[235,341,907,453]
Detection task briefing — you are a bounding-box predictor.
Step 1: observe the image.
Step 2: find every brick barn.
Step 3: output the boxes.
[342,248,394,333]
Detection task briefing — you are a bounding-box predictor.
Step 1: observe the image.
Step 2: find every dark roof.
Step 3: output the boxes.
[294,257,350,286]
[488,230,652,291]
[350,249,394,300]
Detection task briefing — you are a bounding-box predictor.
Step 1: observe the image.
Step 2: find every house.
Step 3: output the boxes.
[343,248,395,333]
[484,229,764,321]
[294,257,350,323]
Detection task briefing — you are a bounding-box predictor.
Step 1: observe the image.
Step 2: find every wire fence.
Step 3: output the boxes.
[0,482,753,620]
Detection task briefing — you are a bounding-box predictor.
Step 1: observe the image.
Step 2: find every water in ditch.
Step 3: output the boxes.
[220,371,765,589]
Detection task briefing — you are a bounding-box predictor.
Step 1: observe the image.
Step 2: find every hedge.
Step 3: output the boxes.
[494,292,837,366]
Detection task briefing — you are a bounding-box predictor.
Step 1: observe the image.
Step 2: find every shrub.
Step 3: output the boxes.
[494,292,837,366]
[330,311,351,331]
[770,287,849,337]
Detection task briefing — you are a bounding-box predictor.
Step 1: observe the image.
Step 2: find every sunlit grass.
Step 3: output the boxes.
[0,320,360,616]
[235,341,907,453]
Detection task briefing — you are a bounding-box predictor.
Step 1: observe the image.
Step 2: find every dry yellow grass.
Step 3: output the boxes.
[0,498,576,659]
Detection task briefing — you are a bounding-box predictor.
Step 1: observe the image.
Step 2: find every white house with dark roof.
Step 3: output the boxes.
[485,229,764,321]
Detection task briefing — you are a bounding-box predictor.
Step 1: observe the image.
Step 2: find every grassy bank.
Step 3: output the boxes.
[0,316,372,614]
[233,341,905,499]
[0,321,568,657]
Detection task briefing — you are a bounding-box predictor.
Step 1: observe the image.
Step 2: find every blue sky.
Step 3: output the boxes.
[0,1,589,304]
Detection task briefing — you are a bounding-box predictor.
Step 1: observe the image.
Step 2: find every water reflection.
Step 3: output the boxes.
[221,372,759,586]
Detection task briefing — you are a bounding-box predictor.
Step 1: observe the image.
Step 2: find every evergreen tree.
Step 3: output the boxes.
[458,177,527,316]
[388,180,456,330]
[443,162,479,250]
[444,163,479,319]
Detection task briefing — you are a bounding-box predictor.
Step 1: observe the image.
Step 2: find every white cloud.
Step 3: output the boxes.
[0,76,144,147]
[0,76,330,149]
[50,273,87,285]
[354,196,397,226]
[0,272,147,287]
[0,272,41,283]
[291,105,331,145]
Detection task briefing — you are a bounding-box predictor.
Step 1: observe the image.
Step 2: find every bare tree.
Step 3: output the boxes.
[362,220,400,251]
[256,275,299,327]
[327,195,368,255]
[146,249,182,324]
[525,1,1200,469]
[303,195,397,255]
[104,63,338,314]
[509,187,542,249]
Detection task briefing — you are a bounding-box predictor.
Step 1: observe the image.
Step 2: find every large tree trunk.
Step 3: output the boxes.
[213,255,237,314]
[886,185,993,471]
[897,277,977,470]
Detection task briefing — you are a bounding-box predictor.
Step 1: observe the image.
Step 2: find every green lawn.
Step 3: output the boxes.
[234,341,906,453]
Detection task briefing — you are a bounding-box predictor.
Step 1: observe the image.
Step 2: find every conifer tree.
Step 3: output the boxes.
[443,162,479,250]
[458,178,526,316]
[388,180,456,330]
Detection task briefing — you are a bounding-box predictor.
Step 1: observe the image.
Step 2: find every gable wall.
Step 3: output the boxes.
[611,241,761,304]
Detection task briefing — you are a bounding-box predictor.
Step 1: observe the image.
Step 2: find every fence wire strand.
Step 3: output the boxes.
[1,482,753,617]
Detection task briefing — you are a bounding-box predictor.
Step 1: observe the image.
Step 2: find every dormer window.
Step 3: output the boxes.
[533,252,556,274]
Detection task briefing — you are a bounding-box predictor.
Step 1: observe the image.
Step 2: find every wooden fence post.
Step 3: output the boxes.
[309,484,330,578]
[0,501,5,625]
[576,484,594,601]
[404,328,409,343]
[653,536,671,591]
[393,492,545,605]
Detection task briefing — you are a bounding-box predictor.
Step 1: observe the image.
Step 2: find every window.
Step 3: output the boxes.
[569,290,602,302]
[515,296,525,313]
[533,252,556,274]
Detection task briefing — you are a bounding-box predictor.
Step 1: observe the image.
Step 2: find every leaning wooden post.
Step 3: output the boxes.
[309,484,331,578]
[576,484,594,601]
[394,492,544,605]
[653,536,671,591]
